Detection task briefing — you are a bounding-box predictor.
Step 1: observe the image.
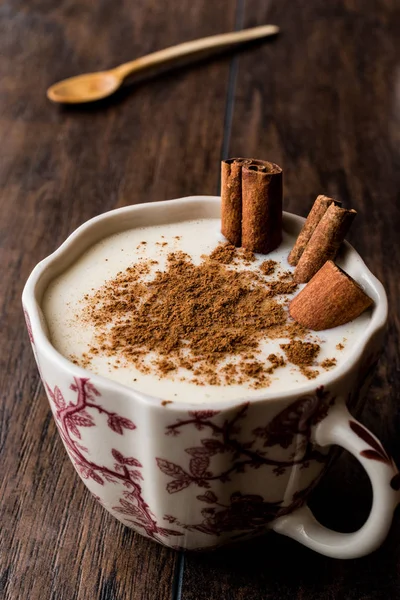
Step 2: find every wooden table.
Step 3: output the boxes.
[1,1,400,598]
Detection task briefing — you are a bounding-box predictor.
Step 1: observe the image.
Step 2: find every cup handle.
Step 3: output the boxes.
[272,402,400,558]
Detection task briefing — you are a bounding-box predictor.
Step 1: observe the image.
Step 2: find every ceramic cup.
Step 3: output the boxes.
[22,196,400,558]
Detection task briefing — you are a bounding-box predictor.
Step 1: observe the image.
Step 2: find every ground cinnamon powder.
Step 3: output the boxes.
[207,243,257,266]
[78,243,319,388]
[280,340,320,366]
[260,260,277,275]
[279,339,322,381]
[208,243,237,264]
[267,280,298,296]
[321,358,337,369]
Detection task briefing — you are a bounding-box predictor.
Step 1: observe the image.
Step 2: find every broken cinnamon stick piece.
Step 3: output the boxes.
[221,158,251,246]
[289,260,373,330]
[288,195,340,266]
[242,160,283,254]
[293,203,356,283]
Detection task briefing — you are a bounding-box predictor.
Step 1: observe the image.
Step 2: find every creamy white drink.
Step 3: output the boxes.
[43,218,370,403]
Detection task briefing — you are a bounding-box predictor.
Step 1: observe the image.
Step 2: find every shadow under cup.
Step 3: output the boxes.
[22,196,399,558]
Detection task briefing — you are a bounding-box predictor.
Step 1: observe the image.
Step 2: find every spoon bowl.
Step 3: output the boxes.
[47,71,122,104]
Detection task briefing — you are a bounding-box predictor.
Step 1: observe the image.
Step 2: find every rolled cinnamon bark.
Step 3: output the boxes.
[241,160,283,254]
[289,260,373,330]
[293,204,356,283]
[288,195,340,266]
[221,158,250,246]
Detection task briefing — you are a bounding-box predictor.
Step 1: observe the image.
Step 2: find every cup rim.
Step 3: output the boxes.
[22,195,387,410]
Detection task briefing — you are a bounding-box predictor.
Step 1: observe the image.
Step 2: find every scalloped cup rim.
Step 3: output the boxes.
[22,195,387,411]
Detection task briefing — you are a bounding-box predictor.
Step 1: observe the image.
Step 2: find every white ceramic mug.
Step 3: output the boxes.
[22,196,400,558]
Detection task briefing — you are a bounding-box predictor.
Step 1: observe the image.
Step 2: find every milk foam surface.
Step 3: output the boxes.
[43,218,370,403]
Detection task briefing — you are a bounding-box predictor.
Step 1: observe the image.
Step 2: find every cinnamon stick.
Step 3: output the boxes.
[288,195,340,266]
[241,160,283,254]
[221,158,250,246]
[293,203,356,283]
[289,260,373,330]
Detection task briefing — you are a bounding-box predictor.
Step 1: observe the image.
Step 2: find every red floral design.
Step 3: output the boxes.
[189,492,284,535]
[24,309,34,344]
[46,377,182,541]
[254,386,334,449]
[44,378,343,543]
[163,480,318,539]
[158,391,330,497]
[157,388,333,537]
[350,420,394,465]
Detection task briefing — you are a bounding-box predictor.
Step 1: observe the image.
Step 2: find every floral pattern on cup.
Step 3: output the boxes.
[157,389,332,495]
[349,420,394,465]
[47,377,182,541]
[24,308,34,344]
[44,375,338,544]
[155,387,335,538]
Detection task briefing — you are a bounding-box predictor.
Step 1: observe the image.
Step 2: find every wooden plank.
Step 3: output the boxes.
[0,1,237,598]
[181,0,400,598]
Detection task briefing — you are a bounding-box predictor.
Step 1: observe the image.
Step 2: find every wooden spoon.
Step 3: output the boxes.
[47,24,279,104]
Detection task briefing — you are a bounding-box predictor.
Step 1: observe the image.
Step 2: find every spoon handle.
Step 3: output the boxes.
[114,24,279,80]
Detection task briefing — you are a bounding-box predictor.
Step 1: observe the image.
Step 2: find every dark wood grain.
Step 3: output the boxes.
[0,1,237,599]
[2,0,400,599]
[182,1,400,599]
